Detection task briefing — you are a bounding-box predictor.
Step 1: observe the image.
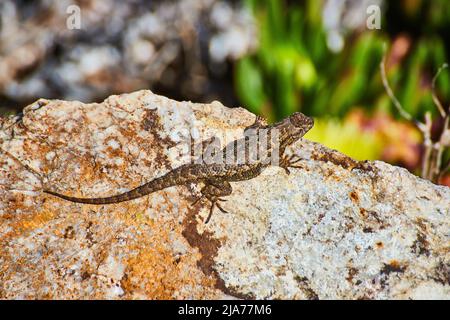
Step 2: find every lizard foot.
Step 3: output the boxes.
[199,180,232,223]
[191,195,228,223]
[280,154,304,175]
[205,198,228,224]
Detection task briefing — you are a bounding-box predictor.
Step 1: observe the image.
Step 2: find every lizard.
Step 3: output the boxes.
[44,112,314,223]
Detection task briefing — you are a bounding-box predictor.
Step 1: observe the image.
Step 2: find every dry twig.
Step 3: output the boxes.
[380,48,449,183]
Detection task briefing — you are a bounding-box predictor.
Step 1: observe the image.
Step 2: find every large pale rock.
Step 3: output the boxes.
[0,90,448,299]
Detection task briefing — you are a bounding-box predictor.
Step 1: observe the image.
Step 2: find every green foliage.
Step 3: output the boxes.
[236,0,450,122]
[235,57,267,115]
[236,0,450,179]
[304,118,383,161]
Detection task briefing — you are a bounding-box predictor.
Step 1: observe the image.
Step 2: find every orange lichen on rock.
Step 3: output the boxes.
[121,238,218,299]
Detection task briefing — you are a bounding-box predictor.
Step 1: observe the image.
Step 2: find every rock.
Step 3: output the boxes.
[0,90,449,299]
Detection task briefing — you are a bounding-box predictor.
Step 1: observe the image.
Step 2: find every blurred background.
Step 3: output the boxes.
[0,0,449,185]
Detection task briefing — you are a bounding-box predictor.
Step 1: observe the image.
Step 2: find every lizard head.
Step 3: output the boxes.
[289,112,314,134]
[272,112,314,150]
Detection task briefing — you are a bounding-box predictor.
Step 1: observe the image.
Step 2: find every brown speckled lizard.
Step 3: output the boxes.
[44,112,314,223]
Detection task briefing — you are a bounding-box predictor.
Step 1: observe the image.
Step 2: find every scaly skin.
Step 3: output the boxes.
[44,112,314,222]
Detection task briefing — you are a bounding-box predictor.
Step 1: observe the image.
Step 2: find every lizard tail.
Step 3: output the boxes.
[43,183,155,205]
[43,164,194,205]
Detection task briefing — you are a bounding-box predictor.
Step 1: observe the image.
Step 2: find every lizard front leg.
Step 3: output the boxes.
[279,153,304,175]
[192,179,232,223]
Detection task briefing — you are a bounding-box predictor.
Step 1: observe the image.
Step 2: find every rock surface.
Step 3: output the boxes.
[0,90,449,299]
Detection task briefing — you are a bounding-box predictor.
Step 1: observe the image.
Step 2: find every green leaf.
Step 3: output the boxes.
[235,57,267,114]
[295,56,317,89]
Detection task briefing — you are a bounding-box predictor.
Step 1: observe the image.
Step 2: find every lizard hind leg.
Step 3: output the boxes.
[199,180,232,223]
